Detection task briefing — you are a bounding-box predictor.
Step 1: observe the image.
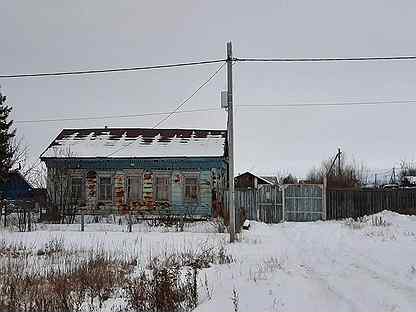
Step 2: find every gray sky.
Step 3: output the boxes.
[1,0,416,178]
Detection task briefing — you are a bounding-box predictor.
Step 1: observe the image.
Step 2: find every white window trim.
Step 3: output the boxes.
[70,175,85,206]
[98,175,113,202]
[183,172,200,203]
[126,173,143,202]
[153,172,172,202]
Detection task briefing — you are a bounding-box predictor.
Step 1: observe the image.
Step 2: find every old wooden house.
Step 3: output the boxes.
[40,128,228,218]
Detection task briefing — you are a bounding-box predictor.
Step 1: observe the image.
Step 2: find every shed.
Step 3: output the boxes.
[0,170,33,200]
[235,171,276,189]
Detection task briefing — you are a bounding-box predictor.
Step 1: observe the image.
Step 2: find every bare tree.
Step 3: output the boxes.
[399,160,416,186]
[32,148,78,222]
[273,169,298,184]
[306,153,368,188]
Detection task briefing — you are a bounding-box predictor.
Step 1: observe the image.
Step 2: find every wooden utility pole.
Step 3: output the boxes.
[337,148,341,176]
[391,167,396,184]
[227,42,235,243]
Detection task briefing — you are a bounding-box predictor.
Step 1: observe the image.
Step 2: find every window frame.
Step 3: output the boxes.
[98,175,113,202]
[183,172,200,203]
[153,172,171,202]
[126,174,143,202]
[70,176,85,204]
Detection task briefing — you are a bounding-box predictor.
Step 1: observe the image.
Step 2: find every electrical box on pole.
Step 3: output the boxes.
[221,91,228,109]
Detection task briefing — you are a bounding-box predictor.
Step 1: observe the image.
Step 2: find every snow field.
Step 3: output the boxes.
[1,211,416,311]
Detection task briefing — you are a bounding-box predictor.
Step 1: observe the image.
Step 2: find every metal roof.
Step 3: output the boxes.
[41,128,227,159]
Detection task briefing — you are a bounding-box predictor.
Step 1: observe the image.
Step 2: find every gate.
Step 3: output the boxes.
[282,184,325,221]
[256,185,282,223]
[228,183,325,224]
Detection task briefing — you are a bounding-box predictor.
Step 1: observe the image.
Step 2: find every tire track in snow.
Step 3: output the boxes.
[341,246,416,306]
[286,225,416,311]
[278,227,360,312]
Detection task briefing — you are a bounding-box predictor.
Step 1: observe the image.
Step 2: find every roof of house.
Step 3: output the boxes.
[235,171,274,185]
[260,176,279,185]
[41,128,227,159]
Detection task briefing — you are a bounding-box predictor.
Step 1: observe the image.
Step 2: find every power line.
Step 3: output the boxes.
[14,108,221,124]
[0,59,226,78]
[3,54,416,79]
[152,62,226,129]
[14,98,416,124]
[235,56,416,63]
[238,99,416,109]
[104,61,226,157]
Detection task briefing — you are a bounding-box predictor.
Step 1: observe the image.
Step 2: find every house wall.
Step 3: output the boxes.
[235,173,256,189]
[45,158,226,218]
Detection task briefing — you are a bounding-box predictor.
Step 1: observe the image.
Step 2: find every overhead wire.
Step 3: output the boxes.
[14,99,416,124]
[104,61,226,157]
[14,108,221,124]
[235,56,416,63]
[151,61,226,129]
[2,55,416,79]
[237,99,416,109]
[0,59,226,78]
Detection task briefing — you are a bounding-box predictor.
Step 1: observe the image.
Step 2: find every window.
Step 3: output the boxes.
[71,177,84,203]
[127,176,142,201]
[184,176,199,202]
[99,176,112,201]
[155,176,170,201]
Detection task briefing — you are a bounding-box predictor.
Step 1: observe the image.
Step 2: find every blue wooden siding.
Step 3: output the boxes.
[46,158,226,218]
[0,172,33,200]
[44,157,226,170]
[169,170,212,217]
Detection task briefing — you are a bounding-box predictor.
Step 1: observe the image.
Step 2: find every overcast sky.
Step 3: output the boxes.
[1,0,416,179]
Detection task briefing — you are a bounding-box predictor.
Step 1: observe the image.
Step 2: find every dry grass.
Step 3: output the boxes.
[249,256,286,282]
[0,251,132,312]
[0,237,234,312]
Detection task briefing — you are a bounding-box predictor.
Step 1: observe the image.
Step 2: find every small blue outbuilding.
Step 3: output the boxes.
[0,170,33,200]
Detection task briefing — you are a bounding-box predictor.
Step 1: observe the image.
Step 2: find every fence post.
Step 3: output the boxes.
[235,191,241,233]
[322,177,327,220]
[27,204,32,232]
[81,209,85,232]
[2,202,6,228]
[282,185,286,222]
[128,211,133,233]
[255,190,260,221]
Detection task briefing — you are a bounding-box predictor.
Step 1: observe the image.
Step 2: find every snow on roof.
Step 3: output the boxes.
[404,176,416,185]
[41,128,227,159]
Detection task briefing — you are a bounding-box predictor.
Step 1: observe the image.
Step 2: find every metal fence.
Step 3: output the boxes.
[283,184,324,221]
[227,184,325,224]
[232,185,416,224]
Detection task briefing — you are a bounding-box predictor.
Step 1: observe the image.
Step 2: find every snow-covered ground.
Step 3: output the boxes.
[1,211,416,312]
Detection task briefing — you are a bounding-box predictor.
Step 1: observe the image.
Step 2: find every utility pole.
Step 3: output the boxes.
[227,41,235,243]
[338,148,341,176]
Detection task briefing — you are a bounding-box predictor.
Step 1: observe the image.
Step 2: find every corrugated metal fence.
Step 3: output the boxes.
[227,184,324,223]
[283,184,324,221]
